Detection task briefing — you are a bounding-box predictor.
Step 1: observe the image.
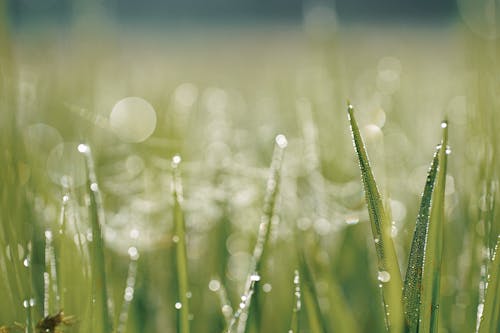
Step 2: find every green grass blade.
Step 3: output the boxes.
[347,104,404,332]
[478,234,500,333]
[289,269,301,333]
[116,246,140,333]
[402,146,440,332]
[43,229,59,317]
[298,252,328,333]
[80,143,113,333]
[172,155,191,333]
[419,121,449,333]
[228,135,287,333]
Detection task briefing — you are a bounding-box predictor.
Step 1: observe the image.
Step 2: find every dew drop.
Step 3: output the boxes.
[441,121,448,128]
[263,283,272,293]
[172,235,180,243]
[63,194,69,202]
[172,155,182,167]
[124,287,134,302]
[222,304,232,316]
[378,271,391,283]
[275,134,288,148]
[391,225,398,238]
[23,258,30,267]
[374,237,380,244]
[90,182,99,192]
[175,302,182,310]
[250,273,261,282]
[77,143,90,154]
[208,279,221,292]
[127,246,139,261]
[445,146,452,155]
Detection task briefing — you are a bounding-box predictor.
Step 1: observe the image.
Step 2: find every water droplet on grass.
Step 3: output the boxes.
[263,283,272,293]
[208,279,221,291]
[175,302,182,309]
[250,273,261,282]
[124,287,134,302]
[128,246,139,261]
[377,270,391,283]
[77,143,90,153]
[275,134,288,148]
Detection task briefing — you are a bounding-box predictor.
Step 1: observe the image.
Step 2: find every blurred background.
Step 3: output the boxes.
[0,0,499,333]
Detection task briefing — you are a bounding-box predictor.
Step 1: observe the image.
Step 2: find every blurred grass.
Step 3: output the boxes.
[0,5,500,333]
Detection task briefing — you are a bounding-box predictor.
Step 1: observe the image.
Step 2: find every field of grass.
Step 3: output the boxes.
[0,5,499,333]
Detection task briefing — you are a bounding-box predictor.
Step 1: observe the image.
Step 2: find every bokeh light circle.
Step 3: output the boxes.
[110,97,157,143]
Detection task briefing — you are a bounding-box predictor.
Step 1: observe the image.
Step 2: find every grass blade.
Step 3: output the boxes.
[172,155,191,333]
[419,121,449,333]
[478,234,500,333]
[298,251,328,333]
[289,269,301,333]
[227,134,287,333]
[402,145,440,332]
[79,143,113,333]
[347,104,404,332]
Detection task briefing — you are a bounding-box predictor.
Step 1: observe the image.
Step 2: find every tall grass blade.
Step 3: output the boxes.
[347,104,404,332]
[228,134,287,333]
[117,246,140,333]
[289,269,301,333]
[43,229,59,317]
[418,122,448,333]
[209,277,233,326]
[298,252,328,333]
[402,146,440,332]
[171,155,191,333]
[23,299,34,333]
[80,143,113,333]
[478,234,500,333]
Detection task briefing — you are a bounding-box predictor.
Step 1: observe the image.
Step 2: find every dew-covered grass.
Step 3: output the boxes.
[1,7,500,333]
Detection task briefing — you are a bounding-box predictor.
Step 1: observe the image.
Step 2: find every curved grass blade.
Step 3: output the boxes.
[171,155,191,333]
[478,234,500,333]
[347,104,404,332]
[402,146,440,332]
[79,143,113,333]
[419,121,449,333]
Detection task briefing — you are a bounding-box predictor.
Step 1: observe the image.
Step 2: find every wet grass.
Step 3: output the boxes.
[0,13,500,333]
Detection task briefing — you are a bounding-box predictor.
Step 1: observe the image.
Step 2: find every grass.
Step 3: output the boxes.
[1,7,500,333]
